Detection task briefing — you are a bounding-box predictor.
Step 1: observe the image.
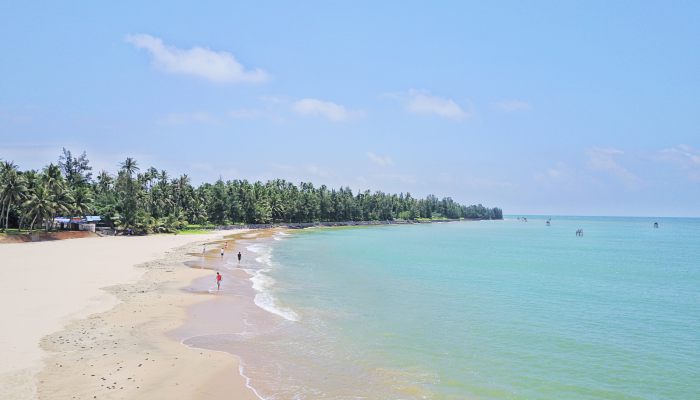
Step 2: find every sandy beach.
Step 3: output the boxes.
[0,232,260,400]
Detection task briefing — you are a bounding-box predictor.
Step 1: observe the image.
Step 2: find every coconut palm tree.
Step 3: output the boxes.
[17,170,40,230]
[157,169,169,187]
[42,163,64,192]
[116,157,140,230]
[0,161,18,230]
[39,164,74,228]
[145,167,158,190]
[1,168,26,231]
[71,186,94,218]
[120,157,139,177]
[23,184,55,231]
[174,174,191,214]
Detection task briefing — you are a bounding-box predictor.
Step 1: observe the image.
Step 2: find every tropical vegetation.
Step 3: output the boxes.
[0,149,503,234]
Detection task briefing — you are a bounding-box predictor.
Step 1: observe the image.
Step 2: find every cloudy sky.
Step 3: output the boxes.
[1,1,699,216]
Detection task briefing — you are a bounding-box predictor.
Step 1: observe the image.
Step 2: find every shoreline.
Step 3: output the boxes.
[172,229,295,400]
[214,217,490,231]
[0,232,260,400]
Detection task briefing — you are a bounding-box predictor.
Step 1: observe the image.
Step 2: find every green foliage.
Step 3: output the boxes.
[184,224,217,229]
[1,151,503,233]
[177,229,213,235]
[59,148,92,188]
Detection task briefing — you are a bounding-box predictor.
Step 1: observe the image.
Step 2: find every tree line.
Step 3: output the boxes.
[0,149,503,233]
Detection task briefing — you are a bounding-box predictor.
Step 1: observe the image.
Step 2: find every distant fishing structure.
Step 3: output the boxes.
[654,222,659,228]
[546,218,551,226]
[576,229,584,237]
[517,217,528,222]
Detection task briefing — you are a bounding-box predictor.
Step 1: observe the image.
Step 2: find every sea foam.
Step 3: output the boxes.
[246,243,299,322]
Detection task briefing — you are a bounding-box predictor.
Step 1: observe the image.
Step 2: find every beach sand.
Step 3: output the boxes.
[0,232,259,400]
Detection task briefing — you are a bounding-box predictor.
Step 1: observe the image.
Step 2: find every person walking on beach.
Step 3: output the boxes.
[216,272,222,291]
[221,247,224,257]
[203,245,206,254]
[237,251,242,264]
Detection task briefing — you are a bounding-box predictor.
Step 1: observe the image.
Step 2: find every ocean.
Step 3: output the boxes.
[191,217,700,399]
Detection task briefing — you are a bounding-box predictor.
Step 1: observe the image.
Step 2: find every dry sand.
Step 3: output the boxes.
[0,232,259,400]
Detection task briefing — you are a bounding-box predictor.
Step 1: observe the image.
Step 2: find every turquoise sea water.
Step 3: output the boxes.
[237,217,700,399]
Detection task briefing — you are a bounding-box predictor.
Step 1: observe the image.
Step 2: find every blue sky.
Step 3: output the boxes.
[1,1,699,216]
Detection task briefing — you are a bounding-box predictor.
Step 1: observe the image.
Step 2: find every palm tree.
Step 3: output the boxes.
[1,169,26,231]
[71,186,94,218]
[117,157,140,230]
[17,170,39,229]
[23,184,55,231]
[52,186,74,228]
[39,164,73,229]
[0,161,18,230]
[145,167,158,190]
[0,160,15,177]
[157,170,169,187]
[174,174,191,214]
[120,157,139,177]
[42,163,64,192]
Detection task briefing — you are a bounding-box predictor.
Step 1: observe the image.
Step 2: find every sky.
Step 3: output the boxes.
[1,1,699,217]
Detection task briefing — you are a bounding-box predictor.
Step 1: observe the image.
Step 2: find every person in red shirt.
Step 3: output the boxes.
[216,272,222,291]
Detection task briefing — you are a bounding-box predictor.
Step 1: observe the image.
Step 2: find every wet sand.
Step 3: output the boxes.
[173,229,291,399]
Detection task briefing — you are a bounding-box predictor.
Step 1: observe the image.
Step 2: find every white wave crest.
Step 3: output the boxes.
[245,257,299,322]
[247,244,273,266]
[254,292,299,322]
[273,231,291,241]
[248,269,275,292]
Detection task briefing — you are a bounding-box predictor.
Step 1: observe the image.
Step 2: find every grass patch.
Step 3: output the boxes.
[0,228,27,235]
[181,224,219,233]
[177,229,213,235]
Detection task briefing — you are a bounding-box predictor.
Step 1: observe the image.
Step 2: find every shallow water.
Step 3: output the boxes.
[187,218,700,399]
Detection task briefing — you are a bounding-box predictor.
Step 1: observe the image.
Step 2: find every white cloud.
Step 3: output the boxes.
[586,147,641,188]
[157,111,219,126]
[291,98,362,122]
[125,34,269,84]
[658,144,700,181]
[366,151,393,166]
[494,99,532,112]
[396,90,470,120]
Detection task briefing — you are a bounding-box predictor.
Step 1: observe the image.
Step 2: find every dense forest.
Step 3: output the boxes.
[0,149,503,233]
